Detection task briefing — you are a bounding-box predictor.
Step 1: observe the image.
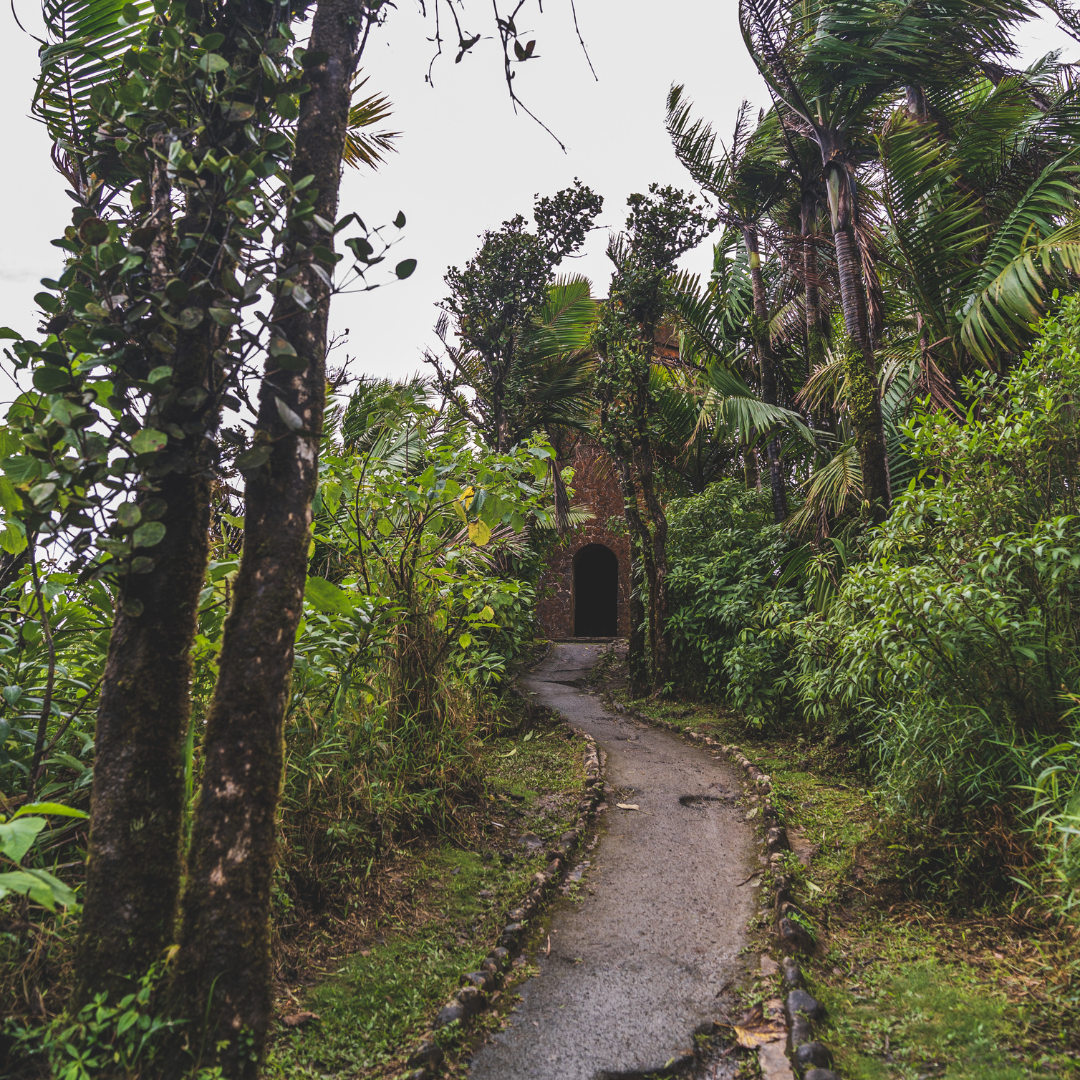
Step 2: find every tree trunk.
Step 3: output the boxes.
[629,360,672,692]
[832,221,890,521]
[743,440,761,490]
[615,455,652,697]
[169,0,364,1073]
[74,147,220,1005]
[743,228,788,523]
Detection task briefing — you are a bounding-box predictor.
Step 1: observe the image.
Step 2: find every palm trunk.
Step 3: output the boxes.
[169,0,364,1072]
[74,147,220,1005]
[832,220,890,521]
[743,227,788,523]
[743,439,761,490]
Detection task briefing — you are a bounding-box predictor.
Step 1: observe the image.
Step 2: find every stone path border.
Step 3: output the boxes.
[403,725,605,1080]
[604,697,841,1080]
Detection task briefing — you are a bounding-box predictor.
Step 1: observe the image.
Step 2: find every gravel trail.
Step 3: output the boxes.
[469,642,756,1080]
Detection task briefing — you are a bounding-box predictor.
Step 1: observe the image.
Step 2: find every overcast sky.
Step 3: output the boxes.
[0,2,1075,397]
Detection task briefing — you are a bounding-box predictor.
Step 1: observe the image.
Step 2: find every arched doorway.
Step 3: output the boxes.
[573,544,618,637]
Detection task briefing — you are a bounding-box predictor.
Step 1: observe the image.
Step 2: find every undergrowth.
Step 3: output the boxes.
[265,704,586,1079]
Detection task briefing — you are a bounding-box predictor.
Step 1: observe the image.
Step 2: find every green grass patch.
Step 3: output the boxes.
[265,709,585,1079]
[822,957,1025,1080]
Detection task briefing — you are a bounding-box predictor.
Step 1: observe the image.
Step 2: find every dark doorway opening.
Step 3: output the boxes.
[573,544,618,637]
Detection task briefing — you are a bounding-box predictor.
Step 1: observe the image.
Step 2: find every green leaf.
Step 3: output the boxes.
[0,477,23,513]
[32,366,71,392]
[147,365,173,384]
[395,258,417,280]
[376,517,393,536]
[131,428,167,454]
[116,502,141,529]
[34,291,60,314]
[468,520,491,546]
[132,521,166,548]
[78,218,109,245]
[394,211,406,228]
[304,575,354,616]
[459,633,473,648]
[0,817,46,865]
[12,802,89,821]
[235,445,272,470]
[198,53,229,73]
[208,308,240,327]
[0,868,77,909]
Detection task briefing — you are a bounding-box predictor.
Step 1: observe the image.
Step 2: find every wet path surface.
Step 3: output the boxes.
[469,643,756,1080]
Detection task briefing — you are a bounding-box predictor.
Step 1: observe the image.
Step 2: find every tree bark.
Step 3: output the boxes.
[832,221,891,521]
[169,0,364,1072]
[628,354,672,692]
[74,145,220,1005]
[614,454,652,697]
[743,228,788,524]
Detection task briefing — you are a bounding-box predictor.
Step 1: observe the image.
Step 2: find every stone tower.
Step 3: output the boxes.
[536,440,631,640]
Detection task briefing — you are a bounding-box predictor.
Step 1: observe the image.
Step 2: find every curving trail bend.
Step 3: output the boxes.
[469,643,757,1080]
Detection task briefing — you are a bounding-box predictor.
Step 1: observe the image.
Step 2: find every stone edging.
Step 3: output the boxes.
[603,699,839,1080]
[402,727,605,1080]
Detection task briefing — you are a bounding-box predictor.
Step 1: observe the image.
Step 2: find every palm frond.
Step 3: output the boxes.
[35,0,152,156]
[961,220,1080,361]
[343,76,400,171]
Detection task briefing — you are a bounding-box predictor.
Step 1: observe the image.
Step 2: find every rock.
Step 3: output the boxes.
[786,990,825,1024]
[560,830,578,844]
[462,971,492,991]
[520,832,544,850]
[793,1042,833,1070]
[491,947,509,969]
[788,1013,814,1050]
[766,827,790,853]
[454,985,484,1014]
[781,957,803,991]
[407,1040,444,1069]
[434,1001,467,1028]
[802,1072,840,1080]
[760,954,780,977]
[499,922,523,948]
[778,916,813,954]
[407,1070,430,1080]
[758,1040,797,1080]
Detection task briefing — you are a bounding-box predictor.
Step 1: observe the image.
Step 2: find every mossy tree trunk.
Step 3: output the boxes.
[832,221,890,522]
[168,0,365,1072]
[615,454,653,697]
[74,146,223,1005]
[743,227,788,524]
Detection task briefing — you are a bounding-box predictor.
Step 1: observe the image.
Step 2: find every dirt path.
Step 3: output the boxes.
[469,643,757,1080]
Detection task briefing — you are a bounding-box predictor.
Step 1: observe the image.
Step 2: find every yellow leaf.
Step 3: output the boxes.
[468,520,492,546]
[733,1021,786,1048]
[480,605,494,621]
[615,803,639,811]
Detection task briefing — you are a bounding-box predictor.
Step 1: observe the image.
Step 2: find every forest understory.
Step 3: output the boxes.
[585,650,1080,1080]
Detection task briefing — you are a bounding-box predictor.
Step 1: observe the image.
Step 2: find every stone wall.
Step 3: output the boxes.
[536,442,631,639]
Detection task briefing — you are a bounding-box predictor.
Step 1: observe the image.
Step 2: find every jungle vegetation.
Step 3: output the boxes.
[2,0,1080,1076]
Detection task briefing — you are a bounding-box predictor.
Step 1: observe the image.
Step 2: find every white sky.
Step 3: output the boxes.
[0,2,1076,396]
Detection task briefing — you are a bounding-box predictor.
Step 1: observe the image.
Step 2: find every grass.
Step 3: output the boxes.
[591,664,1080,1080]
[265,706,586,1079]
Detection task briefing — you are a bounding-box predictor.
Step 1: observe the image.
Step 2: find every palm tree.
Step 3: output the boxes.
[737,0,1034,520]
[667,88,794,521]
[878,57,1080,373]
